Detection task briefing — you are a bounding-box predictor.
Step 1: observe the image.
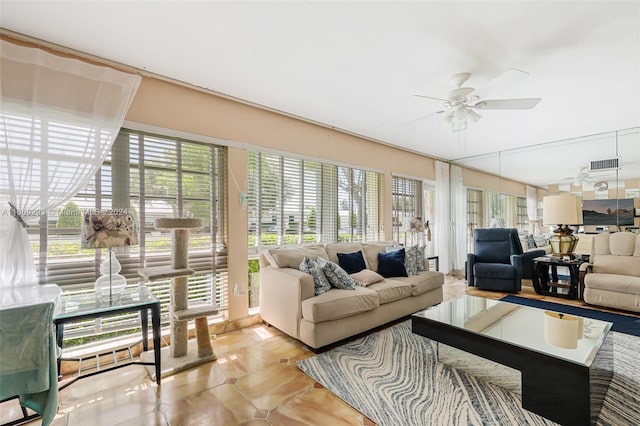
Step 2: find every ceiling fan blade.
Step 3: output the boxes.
[471,68,530,100]
[473,98,541,110]
[413,94,448,102]
[395,110,444,128]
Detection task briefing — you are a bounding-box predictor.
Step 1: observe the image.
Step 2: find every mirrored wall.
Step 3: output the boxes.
[453,126,640,239]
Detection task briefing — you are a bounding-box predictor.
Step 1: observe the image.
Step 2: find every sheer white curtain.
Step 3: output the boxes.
[526,185,538,232]
[435,161,450,274]
[0,40,141,287]
[450,164,466,271]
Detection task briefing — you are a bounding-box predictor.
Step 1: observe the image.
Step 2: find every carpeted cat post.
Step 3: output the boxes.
[138,218,218,379]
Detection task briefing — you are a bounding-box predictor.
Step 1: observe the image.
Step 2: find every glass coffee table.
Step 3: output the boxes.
[412,295,613,425]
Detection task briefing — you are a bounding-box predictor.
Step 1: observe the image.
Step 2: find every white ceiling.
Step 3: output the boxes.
[1,1,639,187]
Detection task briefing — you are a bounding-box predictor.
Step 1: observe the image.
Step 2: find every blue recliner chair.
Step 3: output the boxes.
[467,228,545,292]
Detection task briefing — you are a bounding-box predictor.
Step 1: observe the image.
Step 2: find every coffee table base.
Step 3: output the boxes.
[413,317,613,426]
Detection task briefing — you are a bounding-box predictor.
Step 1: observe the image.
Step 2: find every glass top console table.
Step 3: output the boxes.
[53,286,161,387]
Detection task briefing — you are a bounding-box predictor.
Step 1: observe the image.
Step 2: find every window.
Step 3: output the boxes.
[392,176,422,244]
[30,128,228,343]
[247,151,383,251]
[486,191,516,228]
[467,189,482,252]
[516,196,528,231]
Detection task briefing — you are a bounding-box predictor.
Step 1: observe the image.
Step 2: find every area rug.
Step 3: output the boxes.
[296,321,640,426]
[500,295,640,337]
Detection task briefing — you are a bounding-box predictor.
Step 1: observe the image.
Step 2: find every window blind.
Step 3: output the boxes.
[247,151,383,251]
[392,176,422,243]
[31,128,228,343]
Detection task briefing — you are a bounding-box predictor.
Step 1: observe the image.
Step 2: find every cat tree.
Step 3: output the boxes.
[138,218,218,378]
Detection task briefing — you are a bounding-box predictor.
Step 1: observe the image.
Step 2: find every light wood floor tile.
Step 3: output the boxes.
[268,387,365,426]
[161,384,256,426]
[235,363,315,410]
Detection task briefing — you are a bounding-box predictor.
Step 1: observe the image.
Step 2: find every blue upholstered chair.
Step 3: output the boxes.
[467,228,545,292]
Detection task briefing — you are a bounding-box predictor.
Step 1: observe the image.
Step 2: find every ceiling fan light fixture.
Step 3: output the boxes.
[453,105,468,121]
[467,109,481,123]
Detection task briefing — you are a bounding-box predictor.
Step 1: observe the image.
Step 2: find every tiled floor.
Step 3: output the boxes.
[2,276,638,425]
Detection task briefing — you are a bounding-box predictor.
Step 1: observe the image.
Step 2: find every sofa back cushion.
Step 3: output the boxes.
[592,233,640,277]
[361,242,388,272]
[264,245,329,268]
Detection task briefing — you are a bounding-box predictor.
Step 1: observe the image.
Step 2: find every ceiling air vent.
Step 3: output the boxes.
[589,157,619,172]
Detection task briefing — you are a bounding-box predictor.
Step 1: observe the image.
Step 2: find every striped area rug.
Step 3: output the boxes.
[296,320,640,426]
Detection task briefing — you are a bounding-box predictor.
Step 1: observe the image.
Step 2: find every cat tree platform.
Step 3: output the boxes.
[138,218,218,380]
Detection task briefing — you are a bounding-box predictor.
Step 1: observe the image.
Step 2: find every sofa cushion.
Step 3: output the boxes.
[593,254,640,277]
[325,243,368,267]
[301,287,379,323]
[378,248,408,278]
[337,250,367,274]
[299,257,331,296]
[474,263,515,280]
[585,272,640,295]
[350,269,385,286]
[367,280,413,304]
[361,242,388,272]
[265,245,328,268]
[391,271,445,296]
[316,258,356,290]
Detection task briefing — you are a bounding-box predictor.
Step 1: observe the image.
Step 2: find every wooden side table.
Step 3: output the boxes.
[532,256,586,300]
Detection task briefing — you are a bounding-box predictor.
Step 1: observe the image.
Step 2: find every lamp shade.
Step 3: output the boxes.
[81,210,139,249]
[544,311,581,349]
[542,195,583,226]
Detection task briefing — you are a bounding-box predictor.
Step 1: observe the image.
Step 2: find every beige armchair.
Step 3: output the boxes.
[580,232,640,313]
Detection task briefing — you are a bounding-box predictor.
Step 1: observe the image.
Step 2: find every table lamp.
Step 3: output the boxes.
[542,194,583,257]
[81,210,139,301]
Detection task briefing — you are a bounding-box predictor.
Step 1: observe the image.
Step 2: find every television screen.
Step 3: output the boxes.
[582,199,635,226]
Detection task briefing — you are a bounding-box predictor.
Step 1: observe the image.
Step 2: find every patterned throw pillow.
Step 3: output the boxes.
[404,245,419,275]
[316,258,356,290]
[415,245,426,271]
[526,234,537,249]
[299,256,331,296]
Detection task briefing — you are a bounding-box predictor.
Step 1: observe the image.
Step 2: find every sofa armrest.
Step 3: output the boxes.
[510,255,524,284]
[467,253,477,286]
[578,262,593,292]
[259,266,315,339]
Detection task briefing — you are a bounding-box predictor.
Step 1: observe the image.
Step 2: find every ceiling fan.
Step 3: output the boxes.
[561,167,610,191]
[411,69,542,132]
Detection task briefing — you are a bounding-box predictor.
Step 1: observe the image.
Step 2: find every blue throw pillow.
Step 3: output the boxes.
[337,250,367,274]
[378,248,408,278]
[299,256,331,295]
[316,258,356,290]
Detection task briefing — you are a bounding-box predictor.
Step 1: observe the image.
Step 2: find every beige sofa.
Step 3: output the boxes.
[581,232,640,313]
[258,241,445,350]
